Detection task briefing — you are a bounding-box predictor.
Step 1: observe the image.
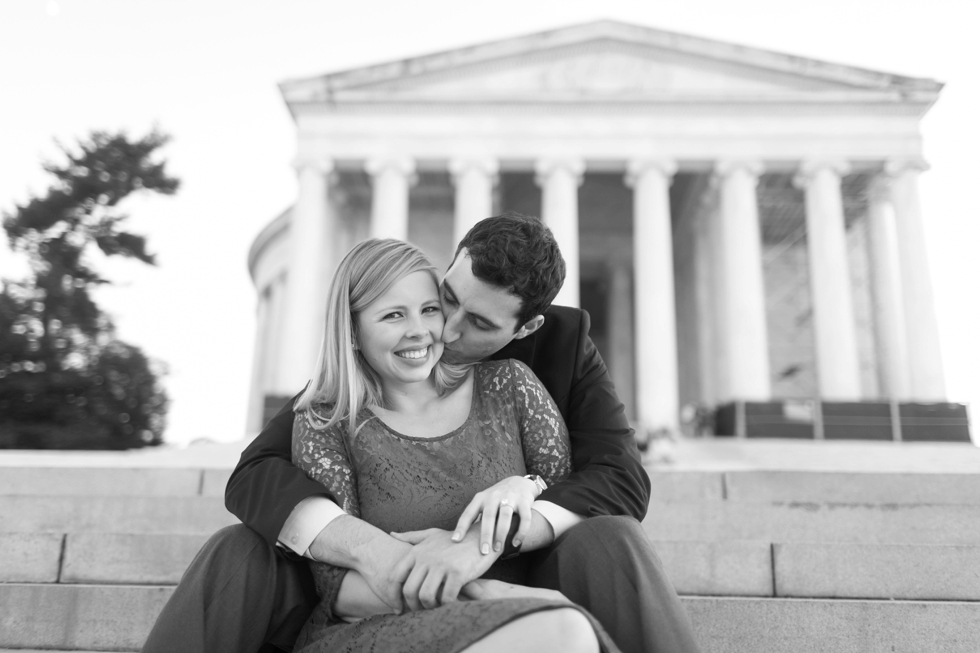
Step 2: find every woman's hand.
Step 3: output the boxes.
[452,475,539,555]
[460,578,571,604]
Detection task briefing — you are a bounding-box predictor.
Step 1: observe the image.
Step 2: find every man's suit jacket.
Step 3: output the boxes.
[225,305,652,546]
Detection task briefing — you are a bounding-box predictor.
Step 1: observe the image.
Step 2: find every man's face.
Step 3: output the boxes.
[438,249,529,364]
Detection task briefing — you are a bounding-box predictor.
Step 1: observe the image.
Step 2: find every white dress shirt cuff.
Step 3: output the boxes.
[277,496,347,558]
[531,500,585,540]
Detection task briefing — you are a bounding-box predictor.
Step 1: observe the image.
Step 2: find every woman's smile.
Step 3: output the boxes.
[395,345,431,361]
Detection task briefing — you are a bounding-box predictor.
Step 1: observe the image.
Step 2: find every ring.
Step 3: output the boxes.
[500,499,510,507]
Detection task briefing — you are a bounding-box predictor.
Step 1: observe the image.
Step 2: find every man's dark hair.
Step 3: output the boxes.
[454,211,566,329]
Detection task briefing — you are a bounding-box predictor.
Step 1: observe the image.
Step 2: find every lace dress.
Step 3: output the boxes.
[291,359,619,653]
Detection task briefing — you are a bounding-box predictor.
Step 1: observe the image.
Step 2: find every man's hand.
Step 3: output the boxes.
[308,515,413,615]
[390,525,498,611]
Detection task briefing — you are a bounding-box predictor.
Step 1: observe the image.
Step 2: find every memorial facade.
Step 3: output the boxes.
[246,20,948,438]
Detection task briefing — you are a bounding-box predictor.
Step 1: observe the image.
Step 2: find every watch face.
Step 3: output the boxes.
[528,474,547,493]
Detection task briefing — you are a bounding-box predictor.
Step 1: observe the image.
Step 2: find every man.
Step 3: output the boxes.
[142,213,700,653]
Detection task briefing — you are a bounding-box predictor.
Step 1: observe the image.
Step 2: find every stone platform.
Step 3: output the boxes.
[1,437,978,652]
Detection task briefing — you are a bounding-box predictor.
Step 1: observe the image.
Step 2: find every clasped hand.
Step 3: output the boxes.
[387,526,497,611]
[363,476,538,613]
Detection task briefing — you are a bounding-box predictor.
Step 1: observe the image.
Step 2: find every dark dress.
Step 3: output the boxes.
[291,359,620,653]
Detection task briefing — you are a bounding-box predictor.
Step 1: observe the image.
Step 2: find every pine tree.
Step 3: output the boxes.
[0,129,179,449]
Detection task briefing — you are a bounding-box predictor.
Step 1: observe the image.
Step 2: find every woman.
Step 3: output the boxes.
[291,239,619,653]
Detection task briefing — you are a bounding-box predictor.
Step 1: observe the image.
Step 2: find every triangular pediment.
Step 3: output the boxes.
[280,20,941,107]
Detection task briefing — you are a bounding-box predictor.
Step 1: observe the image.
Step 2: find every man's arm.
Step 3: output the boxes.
[535,309,652,521]
[225,394,332,545]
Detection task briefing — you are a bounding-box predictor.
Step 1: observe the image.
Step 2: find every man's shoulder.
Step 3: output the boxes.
[539,305,586,338]
[491,305,589,374]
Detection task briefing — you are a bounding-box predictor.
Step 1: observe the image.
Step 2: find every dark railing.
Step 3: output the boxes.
[714,401,971,443]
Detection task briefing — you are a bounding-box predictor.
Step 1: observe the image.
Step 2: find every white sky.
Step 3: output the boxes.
[1,0,976,445]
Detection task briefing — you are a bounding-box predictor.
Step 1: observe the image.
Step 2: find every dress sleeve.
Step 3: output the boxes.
[508,360,572,486]
[291,409,360,625]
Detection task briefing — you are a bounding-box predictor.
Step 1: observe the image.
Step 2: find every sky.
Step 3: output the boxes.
[1,0,977,445]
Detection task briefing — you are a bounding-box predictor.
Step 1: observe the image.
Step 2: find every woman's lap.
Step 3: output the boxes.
[293,598,619,653]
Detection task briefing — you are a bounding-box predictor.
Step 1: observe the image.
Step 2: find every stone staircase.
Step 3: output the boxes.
[1,441,979,652]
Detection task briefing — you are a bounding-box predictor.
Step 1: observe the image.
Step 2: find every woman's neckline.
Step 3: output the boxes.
[367,367,480,442]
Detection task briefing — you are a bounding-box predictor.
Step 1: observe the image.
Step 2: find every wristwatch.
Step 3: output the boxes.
[524,474,547,497]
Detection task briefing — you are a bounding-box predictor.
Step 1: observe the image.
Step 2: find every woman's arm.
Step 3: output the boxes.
[293,410,411,620]
[510,359,573,486]
[461,578,569,604]
[334,570,398,622]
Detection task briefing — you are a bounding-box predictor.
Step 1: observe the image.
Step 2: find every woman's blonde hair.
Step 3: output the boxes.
[294,238,469,435]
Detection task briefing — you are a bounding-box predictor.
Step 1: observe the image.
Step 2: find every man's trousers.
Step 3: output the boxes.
[141,516,701,653]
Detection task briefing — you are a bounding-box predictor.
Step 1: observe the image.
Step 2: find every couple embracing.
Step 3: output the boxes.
[143,213,701,653]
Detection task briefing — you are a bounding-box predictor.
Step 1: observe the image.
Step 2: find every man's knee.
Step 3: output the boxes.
[188,524,277,583]
[204,524,270,556]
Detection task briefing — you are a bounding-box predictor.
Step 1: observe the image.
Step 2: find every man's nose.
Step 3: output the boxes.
[442,310,462,344]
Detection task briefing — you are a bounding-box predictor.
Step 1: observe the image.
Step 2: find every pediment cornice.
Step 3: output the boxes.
[279,20,942,113]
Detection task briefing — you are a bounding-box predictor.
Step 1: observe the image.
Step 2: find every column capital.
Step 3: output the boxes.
[793,158,851,189]
[625,159,677,187]
[448,157,499,182]
[714,159,764,181]
[292,157,334,175]
[884,157,930,178]
[365,156,417,180]
[534,158,585,186]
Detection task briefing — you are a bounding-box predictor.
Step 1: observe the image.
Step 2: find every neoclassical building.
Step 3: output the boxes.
[247,20,953,439]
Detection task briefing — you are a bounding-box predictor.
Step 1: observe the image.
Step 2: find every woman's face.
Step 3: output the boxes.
[356,270,445,389]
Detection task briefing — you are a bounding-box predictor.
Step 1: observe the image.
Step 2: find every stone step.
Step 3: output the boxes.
[5,465,980,506]
[0,583,173,651]
[643,499,980,545]
[4,531,978,602]
[772,542,980,601]
[6,492,979,545]
[0,496,237,534]
[684,596,980,653]
[60,533,212,585]
[659,540,978,600]
[721,470,980,505]
[2,583,977,652]
[649,469,980,505]
[0,466,230,497]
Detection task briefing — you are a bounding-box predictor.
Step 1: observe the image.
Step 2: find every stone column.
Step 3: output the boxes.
[246,288,270,437]
[866,175,911,399]
[450,158,498,245]
[282,158,335,390]
[608,261,636,420]
[886,158,946,400]
[367,157,416,240]
[536,158,585,308]
[695,196,721,406]
[627,159,679,432]
[714,160,771,400]
[795,159,862,400]
[265,274,288,393]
